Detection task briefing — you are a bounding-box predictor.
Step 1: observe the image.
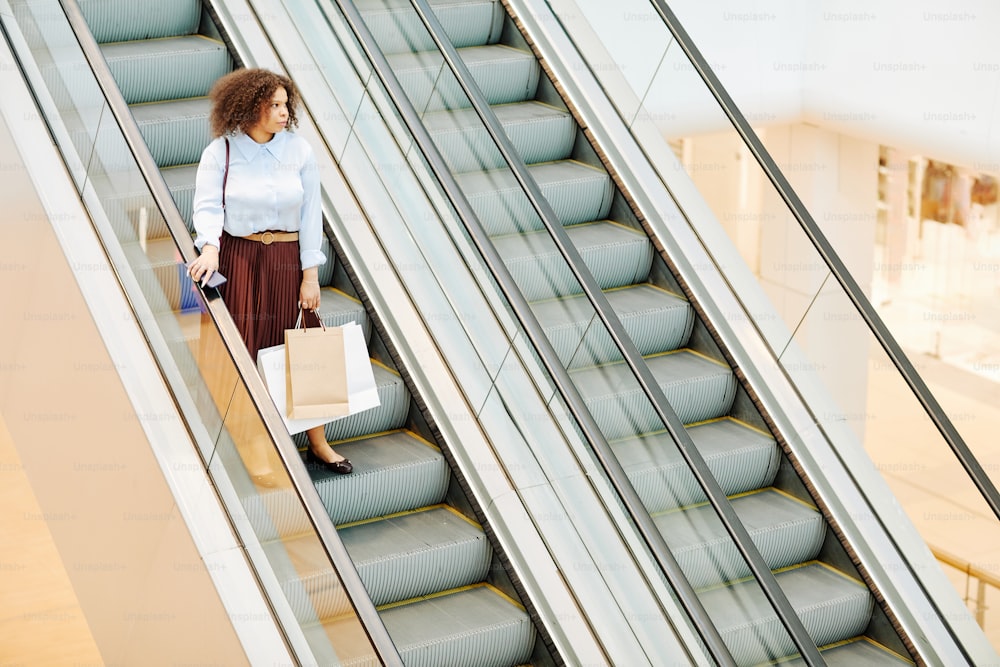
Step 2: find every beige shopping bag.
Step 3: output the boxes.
[284,311,349,420]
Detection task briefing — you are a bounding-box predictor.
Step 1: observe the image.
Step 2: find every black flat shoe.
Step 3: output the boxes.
[306,448,353,475]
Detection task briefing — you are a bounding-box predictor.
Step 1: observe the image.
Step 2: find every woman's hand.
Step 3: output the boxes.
[188,245,219,285]
[299,279,321,311]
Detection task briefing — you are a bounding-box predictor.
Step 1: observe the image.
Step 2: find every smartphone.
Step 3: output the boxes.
[203,271,227,288]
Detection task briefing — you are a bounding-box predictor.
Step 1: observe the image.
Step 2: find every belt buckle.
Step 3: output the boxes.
[260,231,275,245]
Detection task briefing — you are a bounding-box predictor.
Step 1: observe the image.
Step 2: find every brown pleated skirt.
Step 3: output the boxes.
[218,231,320,359]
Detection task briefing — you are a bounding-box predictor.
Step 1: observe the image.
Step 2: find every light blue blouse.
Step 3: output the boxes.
[192,130,326,270]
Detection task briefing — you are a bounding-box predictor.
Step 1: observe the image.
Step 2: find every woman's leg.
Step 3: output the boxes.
[305,424,348,463]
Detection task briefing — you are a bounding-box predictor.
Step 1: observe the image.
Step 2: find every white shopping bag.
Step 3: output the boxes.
[257,321,380,434]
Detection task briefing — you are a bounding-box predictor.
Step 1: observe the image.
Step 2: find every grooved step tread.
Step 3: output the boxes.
[533,283,692,367]
[701,562,874,665]
[571,350,736,432]
[310,431,448,525]
[357,0,503,54]
[390,44,539,112]
[81,0,201,43]
[317,288,367,332]
[494,221,653,301]
[654,489,824,589]
[457,160,613,235]
[341,506,491,606]
[102,35,230,104]
[423,101,576,172]
[101,34,225,62]
[780,638,914,665]
[611,418,779,511]
[381,585,534,667]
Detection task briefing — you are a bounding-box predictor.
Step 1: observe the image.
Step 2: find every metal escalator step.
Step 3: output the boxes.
[381,585,535,667]
[653,489,825,589]
[390,44,539,113]
[309,363,410,443]
[80,0,200,43]
[311,431,449,525]
[358,0,503,54]
[263,532,353,623]
[571,350,736,441]
[457,160,614,235]
[341,506,491,606]
[533,283,693,368]
[161,164,197,233]
[131,97,211,168]
[611,418,779,512]
[701,562,874,666]
[317,287,366,334]
[423,101,576,173]
[495,221,653,302]
[781,638,913,666]
[101,36,232,104]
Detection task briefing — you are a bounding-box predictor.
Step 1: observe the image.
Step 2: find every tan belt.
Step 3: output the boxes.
[242,231,299,244]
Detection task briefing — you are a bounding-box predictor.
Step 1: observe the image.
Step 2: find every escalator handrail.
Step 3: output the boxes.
[54,1,402,663]
[646,0,1000,523]
[328,0,819,662]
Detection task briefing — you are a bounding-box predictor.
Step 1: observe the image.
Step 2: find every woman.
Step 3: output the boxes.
[188,68,352,476]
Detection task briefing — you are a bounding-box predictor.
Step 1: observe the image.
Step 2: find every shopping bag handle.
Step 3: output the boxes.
[294,307,326,331]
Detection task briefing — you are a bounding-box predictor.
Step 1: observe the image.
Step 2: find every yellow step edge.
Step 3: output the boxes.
[375,581,525,613]
[335,503,480,531]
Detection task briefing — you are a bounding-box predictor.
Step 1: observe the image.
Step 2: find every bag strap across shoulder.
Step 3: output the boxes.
[222,137,230,211]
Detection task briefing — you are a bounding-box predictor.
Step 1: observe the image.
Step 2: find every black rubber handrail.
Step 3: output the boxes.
[398,3,824,664]
[53,1,402,663]
[647,0,1000,523]
[320,1,728,663]
[326,0,825,663]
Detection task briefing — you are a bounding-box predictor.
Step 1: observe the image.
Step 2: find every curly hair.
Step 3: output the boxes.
[208,68,301,137]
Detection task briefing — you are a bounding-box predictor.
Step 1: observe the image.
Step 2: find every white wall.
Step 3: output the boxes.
[661,0,1000,172]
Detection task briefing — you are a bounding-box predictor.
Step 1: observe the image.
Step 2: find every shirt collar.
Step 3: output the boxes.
[231,130,288,163]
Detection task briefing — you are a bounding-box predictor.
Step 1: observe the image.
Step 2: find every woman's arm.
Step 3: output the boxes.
[298,141,324,310]
[188,140,226,283]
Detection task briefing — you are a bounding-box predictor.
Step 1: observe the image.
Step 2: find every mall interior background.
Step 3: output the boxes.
[654,0,1000,644]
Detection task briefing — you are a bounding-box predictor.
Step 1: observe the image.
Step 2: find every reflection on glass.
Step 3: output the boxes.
[316,0,848,661]
[558,0,998,652]
[6,0,379,662]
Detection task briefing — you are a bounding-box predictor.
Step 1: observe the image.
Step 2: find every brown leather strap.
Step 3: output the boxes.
[222,137,230,211]
[242,231,299,244]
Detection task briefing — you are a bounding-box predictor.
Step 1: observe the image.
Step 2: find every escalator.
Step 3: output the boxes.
[12,0,548,664]
[334,0,919,663]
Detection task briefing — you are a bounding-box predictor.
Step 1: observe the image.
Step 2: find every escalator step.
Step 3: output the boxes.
[80,0,200,43]
[315,363,410,443]
[653,489,825,589]
[316,288,366,335]
[457,160,614,236]
[102,35,232,104]
[263,533,354,623]
[341,506,491,606]
[162,164,198,231]
[780,638,913,666]
[611,418,779,512]
[533,283,693,368]
[423,101,576,173]
[311,430,449,525]
[701,562,874,666]
[390,44,539,113]
[358,0,503,54]
[494,221,653,302]
[571,350,736,440]
[381,585,535,667]
[131,97,212,168]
